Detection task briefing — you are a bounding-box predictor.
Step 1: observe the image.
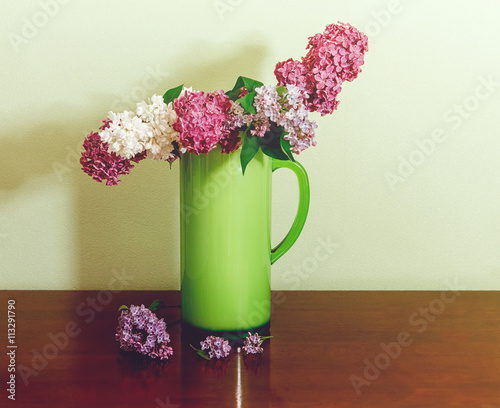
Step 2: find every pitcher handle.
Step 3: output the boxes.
[270,159,310,264]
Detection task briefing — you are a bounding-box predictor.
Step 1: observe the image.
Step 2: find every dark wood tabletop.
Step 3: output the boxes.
[1,290,499,407]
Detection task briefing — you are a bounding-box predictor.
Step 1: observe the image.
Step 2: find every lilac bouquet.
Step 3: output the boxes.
[81,22,368,184]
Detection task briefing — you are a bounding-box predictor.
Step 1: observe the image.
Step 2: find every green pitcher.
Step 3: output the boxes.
[180,148,309,335]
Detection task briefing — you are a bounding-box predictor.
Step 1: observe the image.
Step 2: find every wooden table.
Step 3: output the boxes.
[1,290,499,407]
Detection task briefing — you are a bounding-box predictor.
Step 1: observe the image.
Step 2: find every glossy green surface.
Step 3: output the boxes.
[180,149,309,331]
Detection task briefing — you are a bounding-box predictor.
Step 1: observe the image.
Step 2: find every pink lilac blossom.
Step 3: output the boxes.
[80,120,145,186]
[275,22,368,116]
[242,332,265,355]
[305,22,368,83]
[218,128,242,154]
[274,58,308,95]
[238,87,249,98]
[200,336,232,359]
[173,90,233,155]
[115,304,173,360]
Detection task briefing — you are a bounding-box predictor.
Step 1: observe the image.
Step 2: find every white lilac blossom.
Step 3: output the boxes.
[136,94,180,161]
[115,304,173,360]
[99,111,152,159]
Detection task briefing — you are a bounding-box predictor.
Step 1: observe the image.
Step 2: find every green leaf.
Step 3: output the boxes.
[231,76,245,90]
[190,344,211,360]
[261,144,289,160]
[118,305,129,312]
[163,84,184,105]
[225,88,241,101]
[279,134,295,162]
[226,76,263,100]
[148,299,164,312]
[240,131,261,175]
[225,77,246,100]
[241,77,264,92]
[259,126,292,161]
[236,91,256,114]
[276,85,287,96]
[197,350,211,361]
[261,132,290,161]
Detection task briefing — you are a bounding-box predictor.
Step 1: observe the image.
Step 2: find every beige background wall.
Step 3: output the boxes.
[1,0,499,290]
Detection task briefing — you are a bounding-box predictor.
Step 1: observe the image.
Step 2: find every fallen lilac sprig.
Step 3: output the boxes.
[115,301,173,360]
[191,336,232,360]
[242,332,272,355]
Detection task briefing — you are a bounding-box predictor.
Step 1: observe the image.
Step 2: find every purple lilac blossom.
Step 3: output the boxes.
[253,85,317,154]
[200,336,232,359]
[242,332,265,355]
[115,304,173,360]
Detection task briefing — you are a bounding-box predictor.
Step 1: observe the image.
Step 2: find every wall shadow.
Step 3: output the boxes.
[1,38,269,290]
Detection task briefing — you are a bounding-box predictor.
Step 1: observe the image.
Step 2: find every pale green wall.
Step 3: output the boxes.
[1,0,499,290]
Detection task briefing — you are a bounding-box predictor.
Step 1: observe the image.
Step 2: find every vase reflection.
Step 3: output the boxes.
[180,341,273,406]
